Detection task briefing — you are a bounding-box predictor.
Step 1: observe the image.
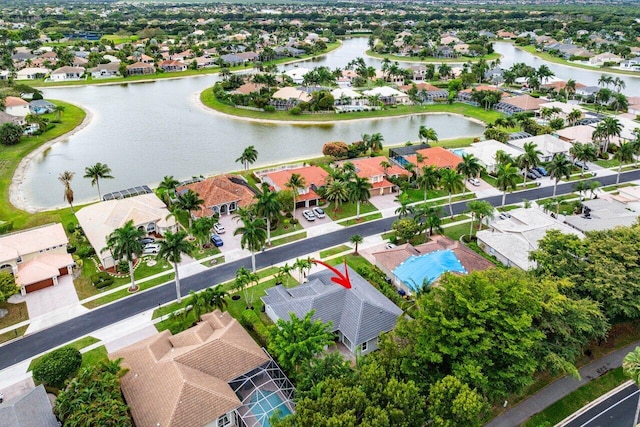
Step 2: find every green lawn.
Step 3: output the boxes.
[338,212,383,226]
[522,368,627,427]
[191,245,222,260]
[80,345,108,369]
[83,273,175,309]
[0,325,27,344]
[443,222,472,241]
[0,101,85,229]
[0,300,27,330]
[365,50,501,63]
[325,201,378,221]
[270,231,307,246]
[436,137,476,149]
[320,245,351,259]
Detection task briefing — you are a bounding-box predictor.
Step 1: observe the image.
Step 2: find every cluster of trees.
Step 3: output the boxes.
[0,271,17,302]
[322,132,383,160]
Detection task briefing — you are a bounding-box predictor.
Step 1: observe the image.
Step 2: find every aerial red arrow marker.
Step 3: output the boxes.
[311,259,352,289]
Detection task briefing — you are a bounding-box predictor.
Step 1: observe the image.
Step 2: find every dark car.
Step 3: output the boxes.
[530,169,542,178]
[574,160,590,170]
[210,234,223,247]
[535,166,548,176]
[526,171,538,180]
[139,237,155,246]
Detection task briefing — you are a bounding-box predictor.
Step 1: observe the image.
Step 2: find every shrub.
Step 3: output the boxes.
[263,105,275,112]
[117,260,129,274]
[76,245,95,258]
[32,346,82,389]
[66,245,76,254]
[66,222,78,233]
[0,221,13,235]
[241,309,269,346]
[91,272,114,289]
[289,107,302,115]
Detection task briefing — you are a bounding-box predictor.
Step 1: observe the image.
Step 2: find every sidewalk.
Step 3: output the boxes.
[486,341,640,427]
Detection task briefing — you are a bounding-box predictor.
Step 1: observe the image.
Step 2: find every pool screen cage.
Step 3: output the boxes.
[230,355,295,427]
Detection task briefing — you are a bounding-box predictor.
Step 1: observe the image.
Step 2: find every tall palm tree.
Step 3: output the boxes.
[349,234,363,254]
[412,205,443,238]
[496,162,519,207]
[379,160,392,175]
[517,142,542,185]
[567,109,582,126]
[206,285,228,312]
[456,154,482,195]
[631,128,640,167]
[622,346,640,427]
[369,132,384,154]
[255,184,282,246]
[157,230,194,303]
[614,141,635,184]
[569,142,597,177]
[285,173,305,219]
[417,165,440,203]
[439,168,464,218]
[597,74,613,88]
[547,154,573,197]
[157,175,180,205]
[600,117,622,155]
[348,176,372,220]
[466,200,495,236]
[324,179,349,212]
[235,145,259,171]
[58,170,75,213]
[83,162,114,201]
[394,193,412,218]
[565,79,576,100]
[234,216,267,273]
[418,126,438,145]
[176,189,205,234]
[104,220,145,292]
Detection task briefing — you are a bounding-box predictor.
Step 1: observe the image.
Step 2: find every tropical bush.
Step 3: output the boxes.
[91,272,114,289]
[32,346,82,389]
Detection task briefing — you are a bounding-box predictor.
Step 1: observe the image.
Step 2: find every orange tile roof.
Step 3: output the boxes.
[399,82,442,93]
[111,311,270,427]
[5,96,28,107]
[178,175,256,218]
[342,156,410,182]
[407,147,463,169]
[502,94,546,111]
[264,166,328,192]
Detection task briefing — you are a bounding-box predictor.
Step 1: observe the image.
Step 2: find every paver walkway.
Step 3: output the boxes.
[486,341,640,427]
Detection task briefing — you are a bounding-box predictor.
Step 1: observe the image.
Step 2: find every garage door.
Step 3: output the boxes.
[58,267,69,276]
[25,278,54,293]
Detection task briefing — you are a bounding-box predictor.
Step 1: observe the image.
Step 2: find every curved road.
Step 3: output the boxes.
[2,170,640,370]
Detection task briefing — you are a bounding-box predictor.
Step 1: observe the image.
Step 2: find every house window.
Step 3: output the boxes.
[218,414,230,427]
[147,223,156,232]
[16,256,22,264]
[361,341,368,352]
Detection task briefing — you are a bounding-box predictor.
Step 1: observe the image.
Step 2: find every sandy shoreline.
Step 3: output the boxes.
[9,103,94,214]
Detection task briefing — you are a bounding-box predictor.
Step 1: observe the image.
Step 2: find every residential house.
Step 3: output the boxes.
[177,175,256,217]
[49,66,85,81]
[331,88,367,111]
[127,53,154,64]
[159,60,187,73]
[555,124,625,146]
[76,193,177,269]
[15,67,49,80]
[194,56,216,69]
[362,86,411,105]
[29,99,56,115]
[589,52,623,66]
[497,30,517,39]
[476,207,583,270]
[0,111,24,126]
[0,385,59,427]
[263,265,403,355]
[284,67,311,84]
[337,69,358,87]
[72,56,88,68]
[4,96,30,119]
[372,235,494,294]
[399,82,448,103]
[111,311,295,427]
[463,139,523,174]
[565,197,639,232]
[126,62,155,76]
[507,134,573,162]
[620,58,640,70]
[270,87,312,110]
[0,223,74,295]
[335,156,408,196]
[494,94,546,114]
[258,165,328,208]
[89,62,120,79]
[407,65,428,81]
[575,86,600,100]
[403,146,463,171]
[231,82,265,95]
[220,53,244,66]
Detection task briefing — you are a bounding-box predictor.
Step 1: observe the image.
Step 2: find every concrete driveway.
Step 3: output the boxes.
[9,275,80,319]
[296,206,332,229]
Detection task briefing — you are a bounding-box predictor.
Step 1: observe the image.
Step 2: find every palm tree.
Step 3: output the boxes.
[466,200,494,236]
[589,180,601,199]
[573,180,589,200]
[547,153,573,197]
[235,145,259,171]
[349,234,363,254]
[294,257,312,283]
[157,230,194,303]
[53,105,66,121]
[456,154,482,195]
[599,117,622,155]
[614,141,635,184]
[631,128,640,167]
[379,160,392,175]
[496,163,519,207]
[157,175,180,205]
[369,132,384,154]
[517,142,542,185]
[413,205,443,238]
[255,184,282,246]
[348,176,372,220]
[622,346,640,427]
[417,165,440,203]
[536,64,554,85]
[418,126,438,145]
[104,220,145,292]
[207,285,228,312]
[83,162,114,201]
[234,216,267,273]
[597,74,613,88]
[613,76,626,93]
[58,170,75,213]
[569,142,597,177]
[233,267,256,304]
[439,168,464,218]
[276,263,293,286]
[324,179,349,212]
[176,189,205,235]
[394,193,412,218]
[285,173,305,219]
[565,79,576,100]
[567,109,582,126]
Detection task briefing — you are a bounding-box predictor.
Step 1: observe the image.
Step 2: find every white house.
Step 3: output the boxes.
[589,52,623,66]
[4,96,30,118]
[463,139,523,174]
[49,66,85,81]
[284,67,311,84]
[16,67,49,80]
[362,86,411,105]
[507,134,573,162]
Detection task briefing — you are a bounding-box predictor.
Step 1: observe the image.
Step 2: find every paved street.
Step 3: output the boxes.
[562,382,639,427]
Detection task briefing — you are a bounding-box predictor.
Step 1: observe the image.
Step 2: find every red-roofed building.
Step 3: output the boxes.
[177,175,256,217]
[404,147,463,171]
[259,166,328,208]
[337,157,409,196]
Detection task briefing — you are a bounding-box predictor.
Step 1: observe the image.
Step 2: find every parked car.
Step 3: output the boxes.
[312,207,326,218]
[525,171,538,180]
[213,223,225,234]
[142,243,160,254]
[139,237,155,246]
[210,234,223,247]
[468,177,481,186]
[574,160,589,170]
[385,243,397,249]
[498,212,512,220]
[535,166,548,176]
[530,169,542,178]
[302,210,316,221]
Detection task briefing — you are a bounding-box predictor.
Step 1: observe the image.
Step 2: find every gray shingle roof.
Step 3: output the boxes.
[262,266,402,347]
[0,385,59,427]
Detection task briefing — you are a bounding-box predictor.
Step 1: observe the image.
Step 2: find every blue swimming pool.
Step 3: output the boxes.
[452,148,467,157]
[248,389,292,427]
